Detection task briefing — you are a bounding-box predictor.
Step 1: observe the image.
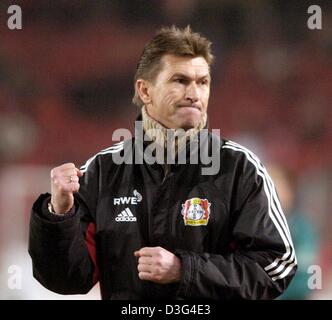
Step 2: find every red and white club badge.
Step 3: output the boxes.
[181,198,211,226]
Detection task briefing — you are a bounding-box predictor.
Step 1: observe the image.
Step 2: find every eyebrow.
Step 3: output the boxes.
[170,73,211,81]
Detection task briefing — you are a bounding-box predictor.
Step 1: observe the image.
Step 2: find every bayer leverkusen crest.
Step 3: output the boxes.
[181,198,211,226]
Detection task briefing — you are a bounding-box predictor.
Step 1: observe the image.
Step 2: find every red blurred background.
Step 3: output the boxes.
[0,0,331,299]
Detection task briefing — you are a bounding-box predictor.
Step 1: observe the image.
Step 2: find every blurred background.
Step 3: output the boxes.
[0,0,331,299]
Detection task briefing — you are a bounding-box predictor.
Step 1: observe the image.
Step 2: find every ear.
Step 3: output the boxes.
[136,79,153,105]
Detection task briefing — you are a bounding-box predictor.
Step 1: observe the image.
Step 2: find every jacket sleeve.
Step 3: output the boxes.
[28,158,100,295]
[175,147,297,300]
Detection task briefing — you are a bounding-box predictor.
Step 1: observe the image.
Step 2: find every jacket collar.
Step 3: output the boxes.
[133,108,210,166]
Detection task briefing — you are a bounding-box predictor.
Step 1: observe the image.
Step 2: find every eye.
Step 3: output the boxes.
[199,79,209,85]
[173,78,186,84]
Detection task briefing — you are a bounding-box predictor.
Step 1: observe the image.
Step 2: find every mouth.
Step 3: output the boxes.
[177,104,201,111]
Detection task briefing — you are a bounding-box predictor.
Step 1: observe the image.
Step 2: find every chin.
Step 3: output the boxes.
[175,109,202,130]
[177,118,200,131]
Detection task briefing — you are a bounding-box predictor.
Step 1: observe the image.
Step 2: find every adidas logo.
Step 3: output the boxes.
[115,208,137,222]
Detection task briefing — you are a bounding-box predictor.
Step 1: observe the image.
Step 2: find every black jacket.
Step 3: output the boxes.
[29,127,297,299]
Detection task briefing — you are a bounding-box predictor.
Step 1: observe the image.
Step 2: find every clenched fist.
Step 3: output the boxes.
[134,247,181,284]
[50,163,83,214]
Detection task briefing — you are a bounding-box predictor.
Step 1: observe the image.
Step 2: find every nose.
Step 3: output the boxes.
[185,82,200,103]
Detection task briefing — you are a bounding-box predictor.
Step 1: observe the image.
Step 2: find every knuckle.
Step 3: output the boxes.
[155,274,162,281]
[58,185,68,193]
[155,260,162,267]
[51,168,60,178]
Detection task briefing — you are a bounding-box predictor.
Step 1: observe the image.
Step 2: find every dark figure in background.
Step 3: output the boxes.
[269,165,318,300]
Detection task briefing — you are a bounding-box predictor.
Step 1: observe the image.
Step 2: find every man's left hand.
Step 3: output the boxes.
[134,246,181,284]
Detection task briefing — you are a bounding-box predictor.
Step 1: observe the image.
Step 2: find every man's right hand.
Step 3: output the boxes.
[50,163,83,214]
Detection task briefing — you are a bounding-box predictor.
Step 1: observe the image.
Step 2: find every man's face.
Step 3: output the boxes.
[141,54,211,130]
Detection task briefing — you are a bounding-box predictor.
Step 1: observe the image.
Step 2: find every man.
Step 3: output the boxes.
[29,26,297,299]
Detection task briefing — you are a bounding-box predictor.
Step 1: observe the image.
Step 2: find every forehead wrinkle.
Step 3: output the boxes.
[160,55,209,79]
[165,67,210,82]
